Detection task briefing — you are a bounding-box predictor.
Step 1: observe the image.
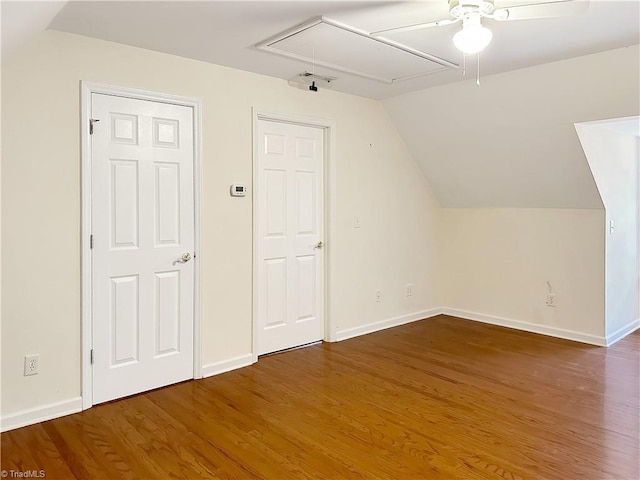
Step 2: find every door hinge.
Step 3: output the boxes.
[89,118,100,135]
[90,234,94,249]
[90,349,94,364]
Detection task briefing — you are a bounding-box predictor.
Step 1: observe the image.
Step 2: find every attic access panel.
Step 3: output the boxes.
[256,17,458,84]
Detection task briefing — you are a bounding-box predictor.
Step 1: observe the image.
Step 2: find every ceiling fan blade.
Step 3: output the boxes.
[492,0,589,21]
[370,18,458,37]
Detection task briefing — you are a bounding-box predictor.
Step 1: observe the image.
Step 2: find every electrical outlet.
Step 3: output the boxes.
[24,354,39,376]
[546,294,556,307]
[405,284,413,297]
[375,290,382,302]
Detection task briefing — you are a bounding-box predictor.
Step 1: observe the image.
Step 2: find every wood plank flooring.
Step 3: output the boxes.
[2,315,639,479]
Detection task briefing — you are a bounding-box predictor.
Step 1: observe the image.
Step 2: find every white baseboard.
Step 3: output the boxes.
[441,308,607,346]
[1,396,83,433]
[606,318,640,346]
[335,308,441,342]
[1,354,255,432]
[2,310,625,432]
[201,353,255,378]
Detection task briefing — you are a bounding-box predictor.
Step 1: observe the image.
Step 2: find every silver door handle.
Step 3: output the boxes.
[314,241,324,249]
[180,252,192,263]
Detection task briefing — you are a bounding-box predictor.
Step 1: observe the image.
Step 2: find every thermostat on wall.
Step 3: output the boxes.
[230,184,247,197]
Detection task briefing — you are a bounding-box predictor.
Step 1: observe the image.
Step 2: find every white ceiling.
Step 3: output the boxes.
[256,17,453,84]
[26,0,638,99]
[1,1,66,59]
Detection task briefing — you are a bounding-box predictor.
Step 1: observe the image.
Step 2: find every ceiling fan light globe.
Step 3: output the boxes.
[453,24,493,54]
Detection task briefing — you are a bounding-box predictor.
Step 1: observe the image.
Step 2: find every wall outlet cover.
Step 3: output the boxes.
[545,294,557,307]
[24,354,39,376]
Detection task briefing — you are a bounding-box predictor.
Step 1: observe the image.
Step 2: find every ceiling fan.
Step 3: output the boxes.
[371,0,590,54]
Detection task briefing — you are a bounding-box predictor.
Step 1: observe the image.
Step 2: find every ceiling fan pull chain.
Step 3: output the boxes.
[476,52,481,86]
[462,53,466,78]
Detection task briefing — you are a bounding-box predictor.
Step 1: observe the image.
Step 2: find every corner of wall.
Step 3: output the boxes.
[576,119,640,340]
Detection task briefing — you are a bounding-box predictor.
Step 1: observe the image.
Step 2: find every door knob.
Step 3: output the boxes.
[314,241,324,250]
[180,252,192,263]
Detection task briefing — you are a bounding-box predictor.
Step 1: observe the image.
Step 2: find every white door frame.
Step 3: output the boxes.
[81,82,203,409]
[252,110,337,362]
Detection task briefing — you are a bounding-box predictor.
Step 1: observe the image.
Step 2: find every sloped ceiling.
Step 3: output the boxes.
[0,1,66,58]
[43,0,640,99]
[383,45,639,208]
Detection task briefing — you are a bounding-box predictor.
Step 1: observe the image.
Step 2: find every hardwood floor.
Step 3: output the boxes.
[2,315,639,479]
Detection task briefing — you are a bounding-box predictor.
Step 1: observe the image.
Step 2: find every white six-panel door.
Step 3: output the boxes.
[91,93,195,404]
[256,119,325,355]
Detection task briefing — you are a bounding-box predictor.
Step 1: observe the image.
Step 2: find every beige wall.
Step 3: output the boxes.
[441,208,606,340]
[1,30,442,417]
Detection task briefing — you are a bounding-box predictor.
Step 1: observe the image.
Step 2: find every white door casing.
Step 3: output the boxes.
[255,118,325,355]
[90,92,196,404]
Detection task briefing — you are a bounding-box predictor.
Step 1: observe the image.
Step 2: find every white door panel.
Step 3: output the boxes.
[257,120,324,355]
[91,93,194,404]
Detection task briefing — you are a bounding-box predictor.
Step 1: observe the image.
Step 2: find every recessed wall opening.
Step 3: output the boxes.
[575,116,640,344]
